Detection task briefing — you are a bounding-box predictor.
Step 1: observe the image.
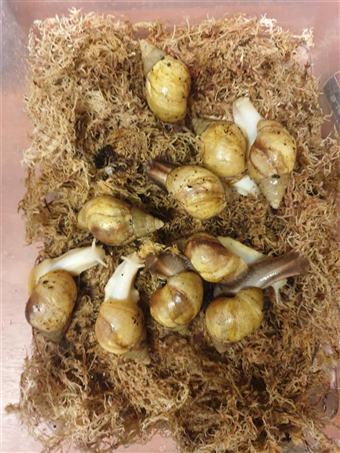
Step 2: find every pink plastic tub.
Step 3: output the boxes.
[2,1,339,451]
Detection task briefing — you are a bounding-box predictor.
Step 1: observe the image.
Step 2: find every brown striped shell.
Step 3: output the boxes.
[95,297,145,355]
[248,120,297,208]
[77,195,163,245]
[205,288,264,346]
[150,272,203,328]
[184,233,248,283]
[165,165,226,220]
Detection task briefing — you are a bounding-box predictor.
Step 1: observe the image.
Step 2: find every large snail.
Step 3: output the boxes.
[149,271,203,328]
[95,253,146,356]
[217,236,287,301]
[193,119,247,180]
[147,160,226,220]
[140,40,191,123]
[233,97,297,208]
[214,249,309,298]
[25,242,106,341]
[183,233,248,283]
[77,195,164,246]
[205,288,264,351]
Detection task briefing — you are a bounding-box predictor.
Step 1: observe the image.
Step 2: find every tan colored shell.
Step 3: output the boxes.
[184,233,248,283]
[145,55,191,123]
[95,298,144,355]
[77,195,163,246]
[165,165,226,220]
[25,270,77,341]
[200,122,247,179]
[150,272,203,328]
[248,120,297,208]
[205,288,264,345]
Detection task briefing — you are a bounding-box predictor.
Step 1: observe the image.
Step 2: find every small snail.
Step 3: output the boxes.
[95,253,146,355]
[149,272,203,328]
[193,119,247,180]
[26,242,106,341]
[147,160,226,220]
[77,195,164,246]
[233,97,297,208]
[205,288,264,350]
[140,40,191,123]
[183,233,248,283]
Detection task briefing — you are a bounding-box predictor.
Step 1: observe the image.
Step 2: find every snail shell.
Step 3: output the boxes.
[184,233,248,283]
[95,298,145,355]
[150,271,203,328]
[166,166,226,220]
[199,122,247,179]
[78,195,163,246]
[141,41,191,123]
[147,161,226,220]
[248,120,297,208]
[25,270,77,341]
[205,288,264,347]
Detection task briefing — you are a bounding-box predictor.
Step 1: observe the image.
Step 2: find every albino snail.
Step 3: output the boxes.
[140,40,191,123]
[78,195,164,246]
[25,242,106,341]
[183,233,248,283]
[95,253,146,355]
[205,288,264,351]
[147,160,226,220]
[193,118,247,180]
[233,97,297,208]
[149,272,203,328]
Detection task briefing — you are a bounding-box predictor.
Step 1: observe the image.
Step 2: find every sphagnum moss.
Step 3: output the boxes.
[11,9,340,453]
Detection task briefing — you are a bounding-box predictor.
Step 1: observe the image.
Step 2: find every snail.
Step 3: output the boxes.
[233,97,297,208]
[95,253,146,356]
[140,40,191,123]
[183,233,248,283]
[193,118,247,180]
[26,241,106,341]
[77,195,164,246]
[205,288,264,350]
[217,236,286,301]
[149,272,203,328]
[147,160,226,220]
[214,249,309,297]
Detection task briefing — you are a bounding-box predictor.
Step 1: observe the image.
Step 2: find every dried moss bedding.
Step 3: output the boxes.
[12,9,340,453]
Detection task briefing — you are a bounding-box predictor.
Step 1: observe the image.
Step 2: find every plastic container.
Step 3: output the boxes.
[2,1,339,451]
